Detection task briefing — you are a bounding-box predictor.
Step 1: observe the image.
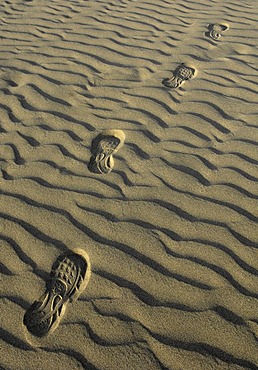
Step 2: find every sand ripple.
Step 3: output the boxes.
[1,0,258,369]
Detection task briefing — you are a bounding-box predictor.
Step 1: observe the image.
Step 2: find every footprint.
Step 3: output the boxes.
[23,248,91,337]
[88,129,125,174]
[206,24,229,41]
[162,63,196,89]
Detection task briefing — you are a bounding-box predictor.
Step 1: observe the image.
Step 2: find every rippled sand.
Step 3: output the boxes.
[0,0,258,369]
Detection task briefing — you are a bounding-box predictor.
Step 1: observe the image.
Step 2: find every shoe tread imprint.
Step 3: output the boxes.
[23,249,90,337]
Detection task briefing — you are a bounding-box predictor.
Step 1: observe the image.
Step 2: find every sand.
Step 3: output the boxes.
[0,0,258,369]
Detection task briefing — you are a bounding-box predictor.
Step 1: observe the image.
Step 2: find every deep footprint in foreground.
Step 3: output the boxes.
[207,24,229,41]
[23,248,91,337]
[162,63,196,89]
[88,129,125,174]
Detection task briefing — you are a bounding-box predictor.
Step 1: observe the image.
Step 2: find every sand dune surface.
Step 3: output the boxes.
[0,0,258,369]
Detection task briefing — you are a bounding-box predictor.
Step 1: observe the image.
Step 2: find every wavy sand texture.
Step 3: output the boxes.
[0,0,258,369]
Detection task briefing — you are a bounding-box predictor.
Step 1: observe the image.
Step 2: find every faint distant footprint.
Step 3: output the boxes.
[206,24,229,41]
[88,129,125,174]
[162,63,196,89]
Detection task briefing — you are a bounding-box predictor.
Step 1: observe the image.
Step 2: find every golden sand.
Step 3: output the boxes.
[0,0,258,369]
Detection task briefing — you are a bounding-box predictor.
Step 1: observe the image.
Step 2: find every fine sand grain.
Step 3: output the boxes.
[0,0,258,369]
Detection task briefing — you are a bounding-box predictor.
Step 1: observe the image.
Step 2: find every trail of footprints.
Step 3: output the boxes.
[2,3,258,368]
[59,22,230,176]
[19,20,234,338]
[87,23,229,174]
